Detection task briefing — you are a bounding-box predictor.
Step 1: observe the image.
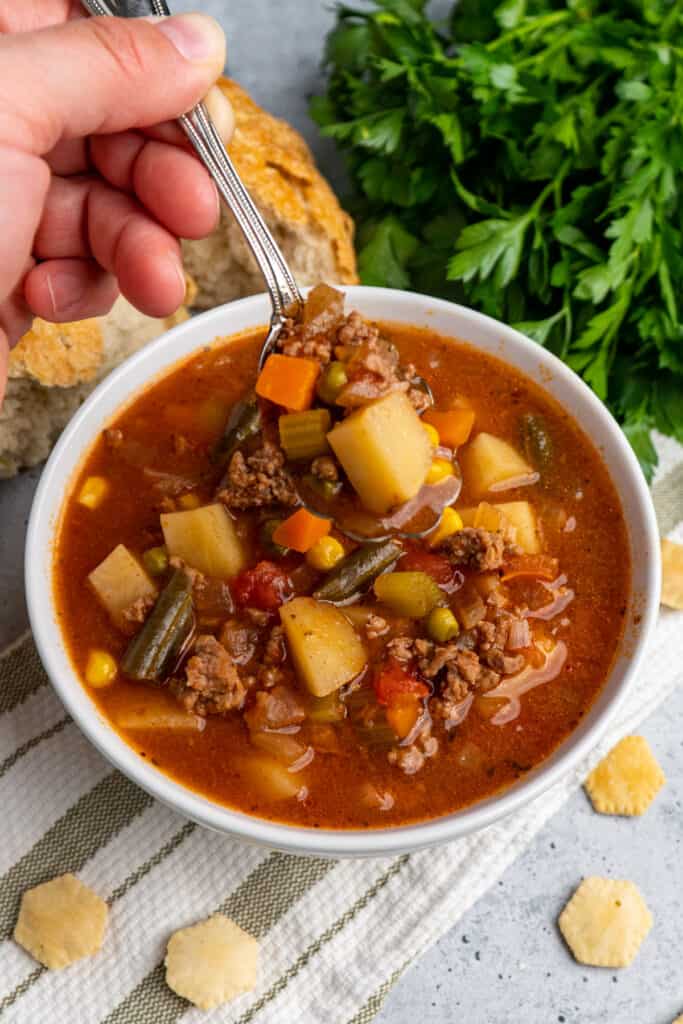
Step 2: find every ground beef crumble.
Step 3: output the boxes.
[387,604,530,728]
[277,287,345,363]
[120,594,155,630]
[257,624,288,688]
[365,614,389,640]
[171,635,247,716]
[388,720,439,775]
[440,527,517,572]
[216,441,298,511]
[327,311,430,412]
[278,321,336,364]
[218,619,258,665]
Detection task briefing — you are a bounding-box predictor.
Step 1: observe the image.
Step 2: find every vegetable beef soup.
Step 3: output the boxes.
[54,286,630,828]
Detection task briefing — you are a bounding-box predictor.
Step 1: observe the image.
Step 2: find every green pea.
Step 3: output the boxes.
[316,361,348,405]
[302,474,342,502]
[426,606,460,643]
[142,546,169,577]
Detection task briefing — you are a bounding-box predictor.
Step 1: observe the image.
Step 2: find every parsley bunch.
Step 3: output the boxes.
[312,0,683,478]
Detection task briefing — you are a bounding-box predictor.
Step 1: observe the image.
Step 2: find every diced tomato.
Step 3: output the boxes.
[231,561,293,611]
[373,659,429,706]
[399,545,453,585]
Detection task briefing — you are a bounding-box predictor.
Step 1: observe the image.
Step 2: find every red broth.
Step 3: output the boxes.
[54,322,630,828]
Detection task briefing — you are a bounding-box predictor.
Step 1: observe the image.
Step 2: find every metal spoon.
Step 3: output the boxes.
[80,0,303,368]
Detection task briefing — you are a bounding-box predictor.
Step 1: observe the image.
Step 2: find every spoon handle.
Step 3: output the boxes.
[80,0,304,346]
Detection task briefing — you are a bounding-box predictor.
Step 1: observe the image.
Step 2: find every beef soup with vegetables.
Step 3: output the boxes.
[54,286,630,828]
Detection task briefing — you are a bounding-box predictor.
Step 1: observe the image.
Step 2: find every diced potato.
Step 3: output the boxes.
[460,432,536,497]
[115,698,204,732]
[454,501,540,553]
[250,731,308,765]
[492,501,541,553]
[327,392,432,514]
[457,507,477,527]
[473,501,510,533]
[78,475,109,510]
[237,755,304,800]
[88,544,157,631]
[161,503,245,579]
[280,596,367,697]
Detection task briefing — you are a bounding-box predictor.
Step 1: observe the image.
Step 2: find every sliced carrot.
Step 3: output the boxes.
[255,354,320,411]
[422,407,475,448]
[501,554,559,582]
[272,508,331,553]
[386,693,421,739]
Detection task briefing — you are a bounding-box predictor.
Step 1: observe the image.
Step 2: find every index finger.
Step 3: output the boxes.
[0,14,226,155]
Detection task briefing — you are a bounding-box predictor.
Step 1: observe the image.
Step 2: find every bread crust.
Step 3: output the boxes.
[182,79,358,308]
[9,318,105,388]
[218,78,357,284]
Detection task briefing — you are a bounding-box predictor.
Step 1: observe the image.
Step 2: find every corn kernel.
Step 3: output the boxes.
[422,422,440,447]
[425,458,454,486]
[427,506,464,548]
[178,492,201,510]
[306,536,346,572]
[77,476,109,510]
[85,650,118,688]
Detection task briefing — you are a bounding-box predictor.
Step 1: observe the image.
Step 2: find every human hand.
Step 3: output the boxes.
[0,1,233,402]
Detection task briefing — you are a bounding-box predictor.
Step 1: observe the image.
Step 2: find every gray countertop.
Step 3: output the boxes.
[3,2,683,1020]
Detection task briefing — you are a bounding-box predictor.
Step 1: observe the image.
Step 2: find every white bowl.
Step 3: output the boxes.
[25,287,661,857]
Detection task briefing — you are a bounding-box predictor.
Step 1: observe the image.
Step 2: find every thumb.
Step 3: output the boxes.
[0,13,227,155]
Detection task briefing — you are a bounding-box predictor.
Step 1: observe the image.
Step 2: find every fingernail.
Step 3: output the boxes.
[203,84,235,146]
[171,256,187,299]
[45,269,82,318]
[156,13,226,66]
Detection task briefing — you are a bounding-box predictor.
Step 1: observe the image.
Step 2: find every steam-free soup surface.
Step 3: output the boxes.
[55,299,630,829]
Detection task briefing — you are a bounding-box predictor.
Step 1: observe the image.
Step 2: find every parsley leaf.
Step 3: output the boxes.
[315,0,683,477]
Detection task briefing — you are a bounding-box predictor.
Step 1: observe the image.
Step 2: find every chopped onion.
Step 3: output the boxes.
[507,619,532,650]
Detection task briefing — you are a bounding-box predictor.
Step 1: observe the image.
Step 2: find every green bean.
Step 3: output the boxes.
[260,519,289,557]
[307,693,345,723]
[313,540,402,602]
[212,394,260,465]
[121,569,194,682]
[316,361,348,405]
[279,409,331,460]
[520,413,553,475]
[353,716,397,750]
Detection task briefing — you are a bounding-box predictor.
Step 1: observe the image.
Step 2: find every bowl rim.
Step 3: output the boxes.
[25,286,661,857]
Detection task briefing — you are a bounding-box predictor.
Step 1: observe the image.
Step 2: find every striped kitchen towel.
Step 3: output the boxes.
[0,434,681,1024]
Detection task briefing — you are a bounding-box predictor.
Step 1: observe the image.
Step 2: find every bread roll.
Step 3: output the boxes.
[0,297,190,478]
[182,78,358,308]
